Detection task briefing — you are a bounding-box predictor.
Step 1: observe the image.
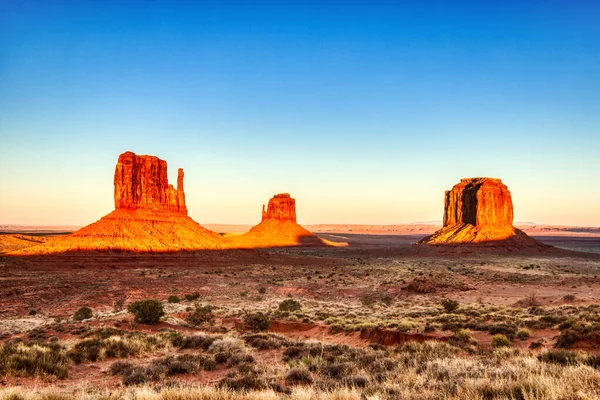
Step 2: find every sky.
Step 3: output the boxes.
[0,0,599,226]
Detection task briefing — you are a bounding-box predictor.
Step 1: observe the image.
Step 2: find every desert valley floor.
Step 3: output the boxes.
[2,231,600,399]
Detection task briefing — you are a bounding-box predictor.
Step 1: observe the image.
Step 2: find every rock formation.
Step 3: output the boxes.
[261,193,296,222]
[231,193,345,248]
[419,177,545,248]
[443,178,513,229]
[114,151,187,214]
[13,151,226,254]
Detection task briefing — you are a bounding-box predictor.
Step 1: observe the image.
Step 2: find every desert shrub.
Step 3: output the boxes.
[279,299,301,312]
[449,329,472,345]
[558,320,574,330]
[110,355,216,385]
[121,365,164,385]
[258,287,267,294]
[109,360,133,375]
[360,293,378,307]
[555,330,579,348]
[563,294,576,302]
[491,334,511,348]
[381,295,394,306]
[68,339,102,363]
[322,362,350,379]
[185,292,201,301]
[285,367,313,385]
[226,352,255,367]
[244,333,292,350]
[214,352,230,364]
[152,354,216,374]
[538,349,580,366]
[404,277,437,293]
[180,334,217,350]
[28,328,46,341]
[158,330,184,347]
[242,311,271,332]
[523,292,539,307]
[28,309,37,316]
[186,303,215,326]
[539,315,563,327]
[0,342,69,379]
[441,298,459,313]
[167,295,180,303]
[517,328,531,340]
[73,307,93,321]
[489,324,517,340]
[343,375,368,388]
[585,354,600,369]
[218,373,268,391]
[127,299,164,324]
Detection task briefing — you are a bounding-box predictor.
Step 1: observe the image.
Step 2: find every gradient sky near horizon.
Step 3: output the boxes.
[1,1,599,226]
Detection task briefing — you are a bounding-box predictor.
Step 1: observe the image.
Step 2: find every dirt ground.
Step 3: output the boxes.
[2,232,600,392]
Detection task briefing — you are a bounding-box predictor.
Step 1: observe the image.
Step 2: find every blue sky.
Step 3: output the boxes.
[1,1,599,226]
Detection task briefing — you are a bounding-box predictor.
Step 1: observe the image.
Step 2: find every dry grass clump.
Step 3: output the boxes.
[68,328,176,363]
[110,354,217,385]
[243,333,294,350]
[0,342,69,379]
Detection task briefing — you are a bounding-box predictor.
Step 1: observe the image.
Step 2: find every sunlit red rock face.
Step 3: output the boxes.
[261,193,297,222]
[114,151,187,214]
[13,152,226,254]
[231,193,345,248]
[419,178,545,248]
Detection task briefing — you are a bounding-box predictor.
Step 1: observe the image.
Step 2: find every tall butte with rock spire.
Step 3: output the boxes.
[232,193,344,248]
[418,177,546,249]
[114,151,187,214]
[14,151,226,254]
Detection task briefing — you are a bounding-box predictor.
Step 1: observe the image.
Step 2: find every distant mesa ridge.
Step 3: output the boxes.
[418,177,547,248]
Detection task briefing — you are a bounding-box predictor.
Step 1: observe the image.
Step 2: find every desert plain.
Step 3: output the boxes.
[2,225,600,400]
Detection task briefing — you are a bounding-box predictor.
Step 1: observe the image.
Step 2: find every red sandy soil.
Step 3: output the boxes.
[3,234,600,393]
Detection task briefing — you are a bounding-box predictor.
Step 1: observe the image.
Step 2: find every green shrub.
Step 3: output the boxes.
[186,304,215,326]
[538,350,580,366]
[585,354,600,369]
[167,295,180,304]
[489,324,517,340]
[286,367,313,385]
[127,300,164,325]
[491,334,511,348]
[73,307,93,321]
[516,328,531,340]
[279,299,301,312]
[29,309,37,316]
[556,330,579,348]
[243,311,271,332]
[450,329,472,345]
[441,298,459,313]
[360,293,377,307]
[185,292,201,301]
